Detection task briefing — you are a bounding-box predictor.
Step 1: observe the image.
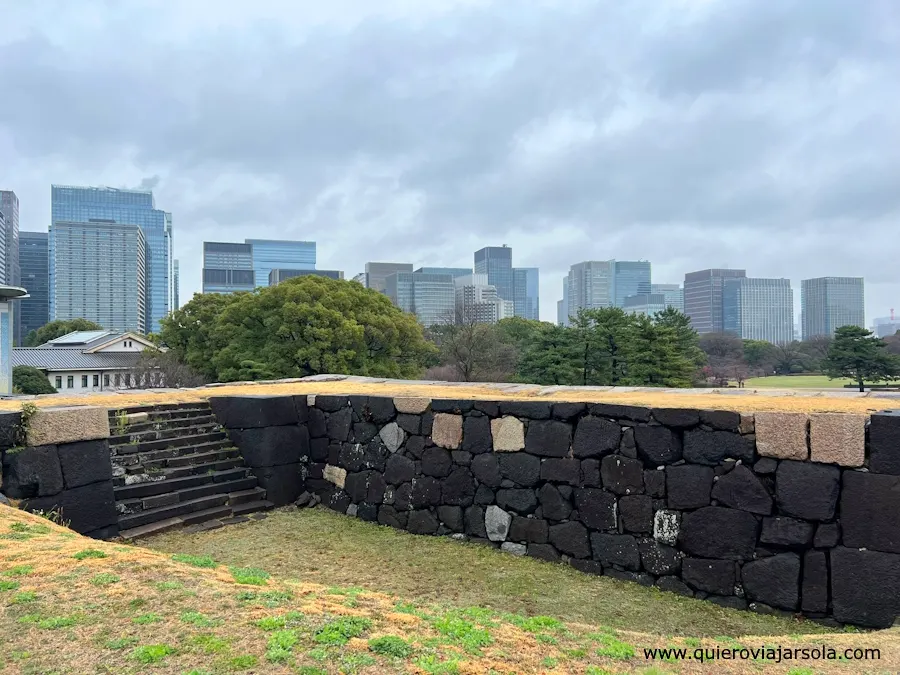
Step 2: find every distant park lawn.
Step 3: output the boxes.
[744,374,854,389]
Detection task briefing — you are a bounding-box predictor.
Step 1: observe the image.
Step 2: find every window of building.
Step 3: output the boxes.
[55,376,62,389]
[114,374,120,387]
[104,374,110,387]
[67,376,74,388]
[81,375,88,388]
[93,374,99,387]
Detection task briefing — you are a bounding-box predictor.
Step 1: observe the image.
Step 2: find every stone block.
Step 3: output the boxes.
[491,416,525,452]
[339,439,388,473]
[600,455,644,495]
[1,445,63,498]
[379,505,408,529]
[572,416,621,458]
[326,408,352,441]
[644,469,665,498]
[384,454,416,485]
[57,439,112,489]
[831,546,900,627]
[209,395,299,428]
[501,542,527,556]
[552,403,587,421]
[379,423,406,453]
[366,397,396,424]
[431,413,463,449]
[393,397,431,414]
[710,465,772,515]
[682,558,735,595]
[651,408,700,428]
[700,409,741,432]
[742,552,801,611]
[396,414,420,435]
[590,403,651,422]
[524,420,572,458]
[509,516,549,544]
[868,411,900,475]
[755,412,808,460]
[315,395,349,412]
[407,509,440,535]
[498,401,551,419]
[474,401,499,416]
[307,408,327,438]
[809,413,865,467]
[0,411,21,450]
[539,458,581,485]
[229,425,309,468]
[760,517,814,547]
[496,488,538,514]
[683,429,754,465]
[841,471,900,554]
[26,406,109,447]
[442,468,475,506]
[581,459,601,486]
[323,464,347,488]
[437,505,464,532]
[665,465,713,510]
[775,460,840,521]
[464,505,487,538]
[549,521,591,558]
[619,495,653,533]
[421,447,452,478]
[814,522,841,549]
[22,481,117,534]
[410,476,442,508]
[802,550,828,614]
[574,488,617,530]
[527,543,560,562]
[498,452,541,487]
[634,426,682,465]
[653,509,680,546]
[638,540,682,575]
[657,576,693,597]
[251,463,303,505]
[679,506,758,560]
[538,483,571,521]
[471,453,501,487]
[590,533,640,571]
[462,415,492,454]
[485,505,512,541]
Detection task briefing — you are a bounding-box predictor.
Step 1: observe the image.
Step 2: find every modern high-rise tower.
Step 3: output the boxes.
[683,268,747,333]
[723,277,794,344]
[19,232,49,340]
[474,246,513,303]
[801,277,865,339]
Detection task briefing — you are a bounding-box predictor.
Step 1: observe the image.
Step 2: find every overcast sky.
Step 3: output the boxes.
[1,0,898,325]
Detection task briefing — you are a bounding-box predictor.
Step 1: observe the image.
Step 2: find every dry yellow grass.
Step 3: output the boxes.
[1,506,898,674]
[1,378,894,414]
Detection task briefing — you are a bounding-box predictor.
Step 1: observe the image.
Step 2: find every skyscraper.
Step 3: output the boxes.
[723,278,794,344]
[513,267,540,320]
[801,277,865,340]
[0,191,21,342]
[50,221,146,332]
[362,262,414,293]
[173,259,180,309]
[269,269,344,283]
[19,232,49,340]
[557,276,569,326]
[50,185,172,333]
[565,260,615,319]
[651,283,684,313]
[683,268,747,334]
[245,239,315,288]
[623,293,668,317]
[385,271,455,327]
[474,246,513,302]
[202,242,255,294]
[614,261,651,307]
[415,267,472,279]
[454,274,514,324]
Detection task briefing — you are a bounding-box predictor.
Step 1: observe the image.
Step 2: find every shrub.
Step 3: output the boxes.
[13,366,56,395]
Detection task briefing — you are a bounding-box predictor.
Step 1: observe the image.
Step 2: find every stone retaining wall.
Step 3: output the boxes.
[211,393,900,629]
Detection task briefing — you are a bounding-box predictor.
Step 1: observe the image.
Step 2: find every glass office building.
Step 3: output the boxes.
[385,272,455,327]
[362,262,414,293]
[246,239,315,288]
[50,221,146,332]
[415,267,472,280]
[801,277,865,339]
[173,260,180,309]
[651,283,684,313]
[0,191,21,342]
[269,269,343,284]
[19,231,49,340]
[202,242,255,294]
[513,267,540,320]
[565,260,615,319]
[474,246,513,302]
[614,261,651,308]
[50,185,171,333]
[723,277,794,344]
[683,268,747,334]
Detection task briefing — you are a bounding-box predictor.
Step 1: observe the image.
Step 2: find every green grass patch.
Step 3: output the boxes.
[0,580,21,591]
[744,375,852,389]
[0,532,33,541]
[11,591,38,604]
[266,630,298,663]
[190,634,229,654]
[2,565,34,577]
[171,553,217,568]
[154,580,182,591]
[132,613,162,625]
[90,573,120,586]
[433,613,493,653]
[314,616,372,646]
[131,643,175,664]
[20,615,80,630]
[230,566,270,585]
[229,654,259,669]
[254,611,304,631]
[595,635,636,660]
[180,611,223,628]
[505,613,564,633]
[72,549,107,560]
[368,635,414,658]
[414,654,461,674]
[296,667,328,675]
[9,522,50,535]
[104,636,139,650]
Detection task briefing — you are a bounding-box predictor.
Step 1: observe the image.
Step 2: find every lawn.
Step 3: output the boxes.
[744,375,854,389]
[1,506,895,674]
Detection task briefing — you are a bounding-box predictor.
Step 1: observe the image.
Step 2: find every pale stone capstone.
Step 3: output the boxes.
[393,397,431,414]
[26,406,110,446]
[755,412,809,460]
[490,416,525,452]
[810,413,866,467]
[432,413,463,449]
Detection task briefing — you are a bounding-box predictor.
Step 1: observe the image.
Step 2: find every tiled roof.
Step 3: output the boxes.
[12,348,142,371]
[45,330,117,347]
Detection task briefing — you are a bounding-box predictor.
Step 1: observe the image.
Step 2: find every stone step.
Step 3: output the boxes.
[139,447,240,471]
[231,499,275,517]
[161,458,246,480]
[115,473,216,501]
[119,517,184,540]
[113,439,234,465]
[109,418,220,445]
[117,476,260,514]
[176,476,259,504]
[109,402,212,417]
[227,487,267,505]
[114,431,229,455]
[119,494,229,530]
[181,505,233,526]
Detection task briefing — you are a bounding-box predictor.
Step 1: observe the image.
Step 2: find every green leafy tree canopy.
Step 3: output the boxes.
[822,325,900,392]
[12,365,57,395]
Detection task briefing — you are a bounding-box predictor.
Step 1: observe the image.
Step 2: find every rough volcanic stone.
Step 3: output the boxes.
[421,413,433,437]
[635,426,682,465]
[590,533,640,571]
[309,438,329,462]
[574,488,617,530]
[473,401,499,416]
[405,435,425,459]
[308,408,327,438]
[250,463,303,505]
[407,509,440,535]
[605,569,654,587]
[700,409,741,432]
[463,505,487,538]
[229,425,309,468]
[549,521,591,559]
[344,471,373,503]
[326,408,352,442]
[870,411,900,475]
[379,505,407,529]
[570,559,604,576]
[711,465,772,515]
[498,453,541,486]
[644,470,665,498]
[462,415,492,454]
[525,420,572,458]
[809,413,865,467]
[652,408,700,428]
[619,495,653,533]
[528,543,560,562]
[421,447,453,478]
[831,546,900,627]
[581,459,601,487]
[357,502,378,522]
[708,596,748,611]
[209,395,300,428]
[742,553,800,611]
[366,397,396,424]
[552,403,587,421]
[509,516,549,544]
[394,397,431,414]
[339,439,389,473]
[601,455,644,495]
[682,558,736,595]
[496,489,538,514]
[654,509,680,546]
[474,485,495,505]
[442,468,476,506]
[572,416,621,458]
[485,505,512,541]
[639,540,682,576]
[841,471,900,554]
[499,401,551,419]
[0,411,21,450]
[432,413,463,449]
[538,483,571,520]
[619,428,637,458]
[666,465,714,510]
[760,517,815,547]
[392,483,412,511]
[814,522,841,549]
[775,460,840,521]
[431,399,474,414]
[411,476,442,508]
[679,507,758,560]
[366,473,387,504]
[802,550,828,614]
[471,454,501,487]
[540,458,581,485]
[657,576,693,597]
[590,403,651,423]
[353,422,378,444]
[491,416,525,452]
[753,457,778,475]
[395,414,421,435]
[316,395,349,413]
[25,406,109,446]
[384,454,416,485]
[684,429,755,465]
[501,542,527,556]
[323,464,347,488]
[452,451,472,466]
[379,423,406,453]
[755,412,808,460]
[1,445,63,498]
[22,480,117,533]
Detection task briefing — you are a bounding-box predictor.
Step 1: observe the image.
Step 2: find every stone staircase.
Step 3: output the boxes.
[109,402,273,539]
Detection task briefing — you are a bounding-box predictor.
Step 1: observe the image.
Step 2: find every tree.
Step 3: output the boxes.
[742,339,777,375]
[125,349,209,389]
[159,292,239,380]
[431,299,517,382]
[698,332,744,385]
[822,325,900,392]
[23,319,105,347]
[518,323,580,385]
[12,366,56,394]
